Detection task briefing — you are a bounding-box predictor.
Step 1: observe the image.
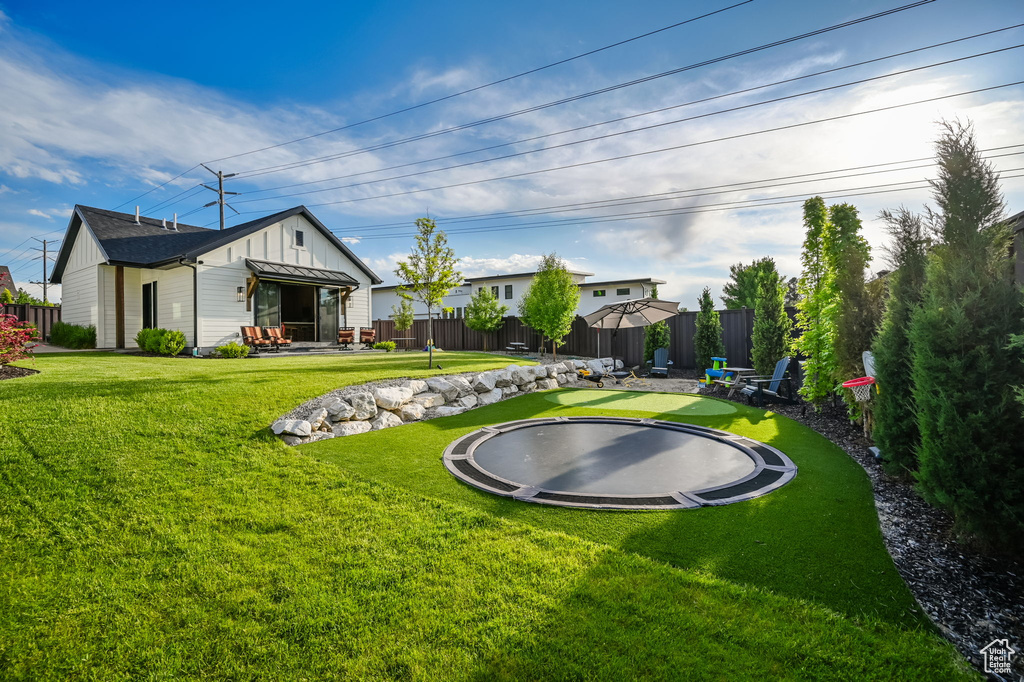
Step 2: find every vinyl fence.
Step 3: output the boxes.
[2,303,61,340]
[374,307,799,369]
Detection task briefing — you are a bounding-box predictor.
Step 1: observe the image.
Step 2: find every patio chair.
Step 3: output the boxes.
[739,357,794,407]
[241,325,275,354]
[359,328,376,349]
[646,347,674,378]
[337,327,355,350]
[264,326,293,350]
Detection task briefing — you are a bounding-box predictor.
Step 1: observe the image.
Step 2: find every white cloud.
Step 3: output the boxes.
[340,236,361,244]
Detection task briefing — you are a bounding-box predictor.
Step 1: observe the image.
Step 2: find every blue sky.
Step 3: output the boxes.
[2,0,1022,307]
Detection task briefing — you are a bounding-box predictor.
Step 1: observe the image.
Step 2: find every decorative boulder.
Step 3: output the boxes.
[373,386,414,410]
[587,359,606,376]
[478,388,502,406]
[615,359,624,370]
[307,431,334,443]
[556,373,568,384]
[536,378,559,391]
[473,372,497,393]
[493,369,513,388]
[333,420,372,437]
[429,405,466,418]
[562,360,576,373]
[370,411,403,431]
[448,375,475,397]
[281,435,304,446]
[544,364,559,378]
[458,394,479,409]
[501,384,519,398]
[272,419,312,437]
[530,365,548,380]
[600,357,614,368]
[521,381,538,393]
[425,377,459,401]
[411,392,445,408]
[348,392,378,420]
[402,379,428,395]
[307,408,329,431]
[397,402,426,422]
[511,366,533,385]
[571,359,585,369]
[326,398,355,422]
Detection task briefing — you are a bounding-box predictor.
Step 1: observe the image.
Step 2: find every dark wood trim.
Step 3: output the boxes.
[115,265,125,349]
[245,275,259,312]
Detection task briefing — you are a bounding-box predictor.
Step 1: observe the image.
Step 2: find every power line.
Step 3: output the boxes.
[112,165,201,211]
[199,2,757,165]
[229,45,1024,205]
[222,80,1024,216]
[233,20,1020,185]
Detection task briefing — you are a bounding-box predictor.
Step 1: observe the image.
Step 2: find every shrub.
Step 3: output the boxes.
[50,321,96,349]
[135,328,165,353]
[831,203,874,418]
[373,341,397,352]
[0,314,35,365]
[159,330,186,356]
[694,287,725,372]
[215,342,250,358]
[751,258,791,376]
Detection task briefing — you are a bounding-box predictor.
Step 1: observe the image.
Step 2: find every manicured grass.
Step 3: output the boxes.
[0,353,977,680]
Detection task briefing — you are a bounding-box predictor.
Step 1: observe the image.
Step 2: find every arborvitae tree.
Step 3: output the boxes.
[793,197,839,409]
[830,203,874,417]
[872,208,929,476]
[643,284,671,364]
[464,286,508,351]
[751,258,791,376]
[721,258,784,309]
[518,253,580,361]
[909,120,1024,550]
[694,286,725,372]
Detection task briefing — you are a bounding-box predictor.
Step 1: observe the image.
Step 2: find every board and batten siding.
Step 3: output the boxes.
[58,221,105,335]
[196,214,373,349]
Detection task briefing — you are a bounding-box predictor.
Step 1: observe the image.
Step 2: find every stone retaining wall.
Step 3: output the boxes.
[271,357,621,445]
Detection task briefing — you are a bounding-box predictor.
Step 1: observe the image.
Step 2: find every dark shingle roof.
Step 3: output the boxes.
[51,205,381,284]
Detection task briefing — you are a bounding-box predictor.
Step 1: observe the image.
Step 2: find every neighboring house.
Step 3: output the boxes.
[372,270,666,320]
[50,205,381,353]
[0,265,16,298]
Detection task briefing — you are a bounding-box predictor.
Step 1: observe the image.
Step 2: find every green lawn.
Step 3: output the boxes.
[0,352,977,680]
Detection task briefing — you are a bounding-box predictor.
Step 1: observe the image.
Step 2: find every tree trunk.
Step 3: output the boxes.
[427,307,433,368]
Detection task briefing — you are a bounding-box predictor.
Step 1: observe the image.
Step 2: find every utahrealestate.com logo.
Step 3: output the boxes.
[980,639,1016,676]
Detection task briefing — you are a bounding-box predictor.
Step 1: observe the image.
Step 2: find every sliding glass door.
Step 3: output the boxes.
[255,281,280,328]
[318,287,339,342]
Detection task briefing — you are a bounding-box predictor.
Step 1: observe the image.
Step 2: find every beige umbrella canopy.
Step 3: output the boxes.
[583,297,680,357]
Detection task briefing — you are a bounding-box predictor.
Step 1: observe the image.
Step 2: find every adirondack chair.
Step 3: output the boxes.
[241,325,275,354]
[739,357,794,407]
[646,347,674,378]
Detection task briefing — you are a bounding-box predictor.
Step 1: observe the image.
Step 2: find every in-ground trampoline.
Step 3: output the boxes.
[443,416,797,510]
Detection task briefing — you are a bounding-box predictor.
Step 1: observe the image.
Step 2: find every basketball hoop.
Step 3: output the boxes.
[842,376,875,403]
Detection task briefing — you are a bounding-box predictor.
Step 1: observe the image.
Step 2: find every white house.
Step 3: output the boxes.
[372,270,666,321]
[50,205,381,353]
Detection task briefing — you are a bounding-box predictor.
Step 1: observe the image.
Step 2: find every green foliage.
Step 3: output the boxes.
[721,258,784,309]
[830,203,874,417]
[642,284,671,364]
[159,330,186,356]
[373,341,397,352]
[390,299,415,332]
[872,208,929,476]
[794,197,839,409]
[518,253,580,361]
[49,321,96,349]
[751,258,791,376]
[214,341,250,358]
[0,288,14,304]
[694,287,725,371]
[1011,304,1024,415]
[464,286,508,334]
[909,120,1024,550]
[394,217,462,368]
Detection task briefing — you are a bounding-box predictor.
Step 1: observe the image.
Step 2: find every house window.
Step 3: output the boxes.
[616,287,630,296]
[142,282,158,329]
[593,290,606,297]
[504,284,513,299]
[491,286,499,298]
[294,230,304,248]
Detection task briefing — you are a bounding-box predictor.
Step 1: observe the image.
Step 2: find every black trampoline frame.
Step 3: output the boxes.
[442,416,797,510]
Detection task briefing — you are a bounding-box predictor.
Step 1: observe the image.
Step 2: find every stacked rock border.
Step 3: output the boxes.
[270,357,623,445]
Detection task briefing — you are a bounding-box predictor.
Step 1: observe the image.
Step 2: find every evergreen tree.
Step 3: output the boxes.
[793,197,839,409]
[518,253,580,361]
[464,286,508,351]
[694,286,725,372]
[643,285,671,364]
[909,120,1024,549]
[721,258,784,309]
[751,258,790,376]
[872,208,928,476]
[830,203,874,417]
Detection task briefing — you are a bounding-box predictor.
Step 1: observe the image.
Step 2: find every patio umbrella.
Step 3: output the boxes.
[583,297,680,358]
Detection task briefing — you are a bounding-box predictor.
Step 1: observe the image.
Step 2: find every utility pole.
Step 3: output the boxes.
[200,164,240,230]
[30,238,59,303]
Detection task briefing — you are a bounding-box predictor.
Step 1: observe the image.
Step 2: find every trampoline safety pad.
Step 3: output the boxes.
[443,417,797,510]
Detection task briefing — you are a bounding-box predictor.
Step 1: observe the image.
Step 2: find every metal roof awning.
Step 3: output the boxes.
[245,258,359,288]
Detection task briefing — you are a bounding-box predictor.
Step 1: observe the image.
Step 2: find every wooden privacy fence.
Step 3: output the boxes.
[2,303,61,340]
[374,307,798,369]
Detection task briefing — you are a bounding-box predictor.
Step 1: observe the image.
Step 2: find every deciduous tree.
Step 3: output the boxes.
[518,253,579,361]
[464,286,508,351]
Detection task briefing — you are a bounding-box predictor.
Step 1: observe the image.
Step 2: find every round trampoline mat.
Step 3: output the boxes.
[544,390,737,416]
[443,417,797,510]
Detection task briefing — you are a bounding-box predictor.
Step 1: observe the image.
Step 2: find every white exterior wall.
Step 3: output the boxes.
[577,282,655,316]
[58,222,105,333]
[196,214,373,349]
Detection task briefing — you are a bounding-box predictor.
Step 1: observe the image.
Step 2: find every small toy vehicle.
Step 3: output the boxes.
[577,369,604,388]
